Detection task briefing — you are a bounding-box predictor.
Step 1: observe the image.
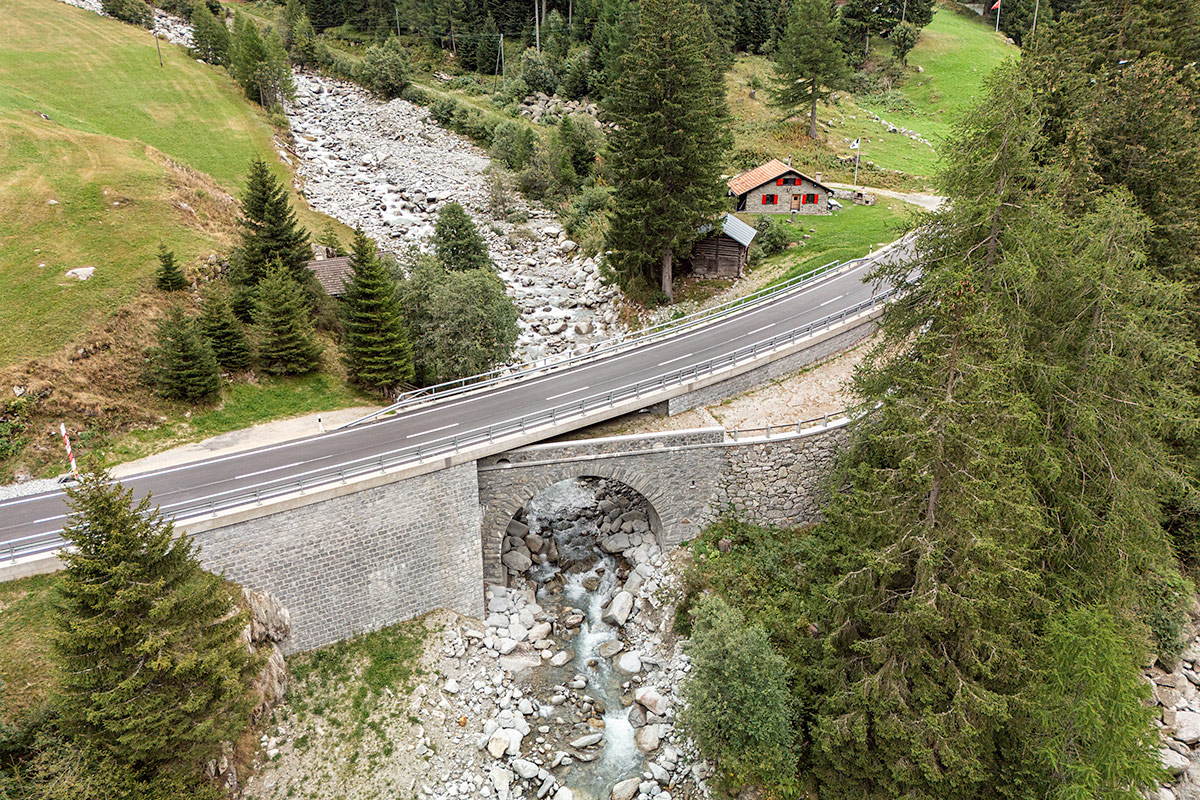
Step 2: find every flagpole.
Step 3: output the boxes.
[854,150,860,190]
[995,0,1000,32]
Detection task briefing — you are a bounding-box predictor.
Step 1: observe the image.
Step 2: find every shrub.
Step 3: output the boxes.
[751,216,792,260]
[485,168,519,220]
[565,184,611,236]
[101,0,152,27]
[493,77,530,105]
[360,36,410,99]
[401,84,432,105]
[433,202,492,271]
[519,48,558,96]
[560,49,592,100]
[490,120,535,170]
[681,595,796,790]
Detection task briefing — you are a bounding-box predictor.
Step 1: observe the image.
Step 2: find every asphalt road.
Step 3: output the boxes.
[0,256,889,551]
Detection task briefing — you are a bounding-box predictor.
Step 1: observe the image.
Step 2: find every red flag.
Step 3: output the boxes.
[991,0,1000,8]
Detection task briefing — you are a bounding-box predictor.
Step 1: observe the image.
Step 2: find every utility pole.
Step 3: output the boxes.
[493,33,503,92]
[534,0,540,51]
[154,31,163,67]
[395,6,400,36]
[1031,0,1039,37]
[901,0,907,24]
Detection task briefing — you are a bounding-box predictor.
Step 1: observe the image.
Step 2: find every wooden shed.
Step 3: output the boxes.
[686,214,757,278]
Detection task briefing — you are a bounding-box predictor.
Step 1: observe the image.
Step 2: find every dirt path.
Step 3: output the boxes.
[825,181,946,212]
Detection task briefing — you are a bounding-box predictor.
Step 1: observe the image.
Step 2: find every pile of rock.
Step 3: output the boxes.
[517,93,602,127]
[502,485,660,586]
[1149,633,1200,799]
[286,72,624,363]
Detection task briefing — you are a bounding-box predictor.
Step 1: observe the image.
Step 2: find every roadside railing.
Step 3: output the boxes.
[728,409,856,441]
[340,255,874,429]
[5,289,892,564]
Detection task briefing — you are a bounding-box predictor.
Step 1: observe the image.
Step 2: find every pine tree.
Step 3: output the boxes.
[237,158,313,290]
[807,63,1050,797]
[54,470,258,780]
[603,0,732,302]
[254,266,322,376]
[199,289,253,372]
[475,14,501,78]
[190,2,230,66]
[772,0,848,138]
[339,229,415,392]
[147,306,222,401]
[154,243,187,292]
[433,202,492,271]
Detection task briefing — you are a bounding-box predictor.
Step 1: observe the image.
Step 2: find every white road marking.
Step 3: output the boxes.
[407,422,459,439]
[546,386,591,401]
[657,353,691,367]
[817,293,846,307]
[746,323,776,336]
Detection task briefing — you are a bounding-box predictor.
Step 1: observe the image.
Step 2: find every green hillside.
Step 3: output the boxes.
[0,0,339,366]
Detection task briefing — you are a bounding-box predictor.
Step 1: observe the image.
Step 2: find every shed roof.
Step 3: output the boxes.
[697,213,758,248]
[306,255,353,297]
[727,159,833,196]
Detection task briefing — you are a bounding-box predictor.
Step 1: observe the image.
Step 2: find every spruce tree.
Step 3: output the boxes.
[237,158,313,290]
[603,0,732,302]
[771,0,848,139]
[154,243,187,292]
[190,3,229,66]
[254,266,322,376]
[54,470,258,780]
[147,306,221,401]
[339,229,415,392]
[432,202,492,271]
[199,289,253,372]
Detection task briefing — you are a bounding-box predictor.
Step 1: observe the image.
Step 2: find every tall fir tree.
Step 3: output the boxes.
[432,202,492,271]
[54,470,258,781]
[190,2,230,66]
[154,243,187,291]
[199,289,253,372]
[603,0,732,302]
[807,63,1050,797]
[339,229,415,392]
[254,266,323,376]
[237,158,313,291]
[771,0,849,138]
[147,306,222,401]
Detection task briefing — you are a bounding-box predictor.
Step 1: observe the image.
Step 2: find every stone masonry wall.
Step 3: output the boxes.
[701,427,848,529]
[667,317,878,415]
[195,462,483,653]
[479,425,849,585]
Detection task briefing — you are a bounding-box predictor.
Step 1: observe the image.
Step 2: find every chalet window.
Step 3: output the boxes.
[808,193,818,204]
[762,194,778,205]
[782,177,797,186]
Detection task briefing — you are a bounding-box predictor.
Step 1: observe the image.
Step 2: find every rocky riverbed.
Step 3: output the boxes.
[243,478,710,800]
[286,73,625,363]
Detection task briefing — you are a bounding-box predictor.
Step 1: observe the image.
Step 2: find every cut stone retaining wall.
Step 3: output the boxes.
[195,462,483,653]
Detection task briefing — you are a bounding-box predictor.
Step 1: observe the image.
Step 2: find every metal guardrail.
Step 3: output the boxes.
[340,255,871,429]
[4,289,891,565]
[728,409,854,441]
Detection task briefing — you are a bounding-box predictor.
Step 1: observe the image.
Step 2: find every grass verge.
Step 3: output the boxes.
[0,574,58,725]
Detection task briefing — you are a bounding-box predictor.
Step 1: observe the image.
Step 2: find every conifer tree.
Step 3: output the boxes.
[339,229,415,392]
[199,289,253,372]
[190,2,230,66]
[147,306,221,401]
[254,266,322,376]
[432,202,492,271]
[603,0,731,302]
[771,0,848,138]
[237,158,313,290]
[54,470,257,780]
[155,244,187,292]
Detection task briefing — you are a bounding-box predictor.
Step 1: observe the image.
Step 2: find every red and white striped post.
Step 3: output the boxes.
[59,423,79,480]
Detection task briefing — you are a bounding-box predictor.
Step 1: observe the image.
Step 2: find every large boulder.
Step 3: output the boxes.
[602,591,634,626]
[611,778,640,800]
[635,724,662,753]
[502,549,533,573]
[634,686,669,717]
[1176,710,1200,744]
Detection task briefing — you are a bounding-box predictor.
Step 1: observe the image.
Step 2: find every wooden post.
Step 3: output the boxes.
[155,32,163,67]
[534,0,540,51]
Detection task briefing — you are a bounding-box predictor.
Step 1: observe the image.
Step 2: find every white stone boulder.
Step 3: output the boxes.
[602,591,634,626]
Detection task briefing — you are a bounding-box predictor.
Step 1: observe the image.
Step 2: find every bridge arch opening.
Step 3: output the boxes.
[499,477,662,593]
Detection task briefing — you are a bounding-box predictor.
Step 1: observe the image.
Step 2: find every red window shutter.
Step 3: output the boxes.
[776,178,783,186]
[800,194,807,205]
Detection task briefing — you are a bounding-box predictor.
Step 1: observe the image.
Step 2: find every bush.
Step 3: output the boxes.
[485,168,519,220]
[751,216,792,260]
[565,184,611,236]
[493,77,530,105]
[360,36,410,99]
[560,49,592,100]
[519,48,558,96]
[429,96,497,145]
[101,0,152,27]
[681,595,796,790]
[490,120,535,170]
[433,202,492,271]
[400,84,432,105]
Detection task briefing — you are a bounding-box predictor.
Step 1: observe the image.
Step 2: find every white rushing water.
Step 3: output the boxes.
[527,479,642,799]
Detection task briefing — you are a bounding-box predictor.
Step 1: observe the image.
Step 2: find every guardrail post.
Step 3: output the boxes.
[379,454,386,472]
[823,413,829,427]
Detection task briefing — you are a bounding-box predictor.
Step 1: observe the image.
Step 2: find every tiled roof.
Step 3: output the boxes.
[727,159,833,196]
[306,256,353,297]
